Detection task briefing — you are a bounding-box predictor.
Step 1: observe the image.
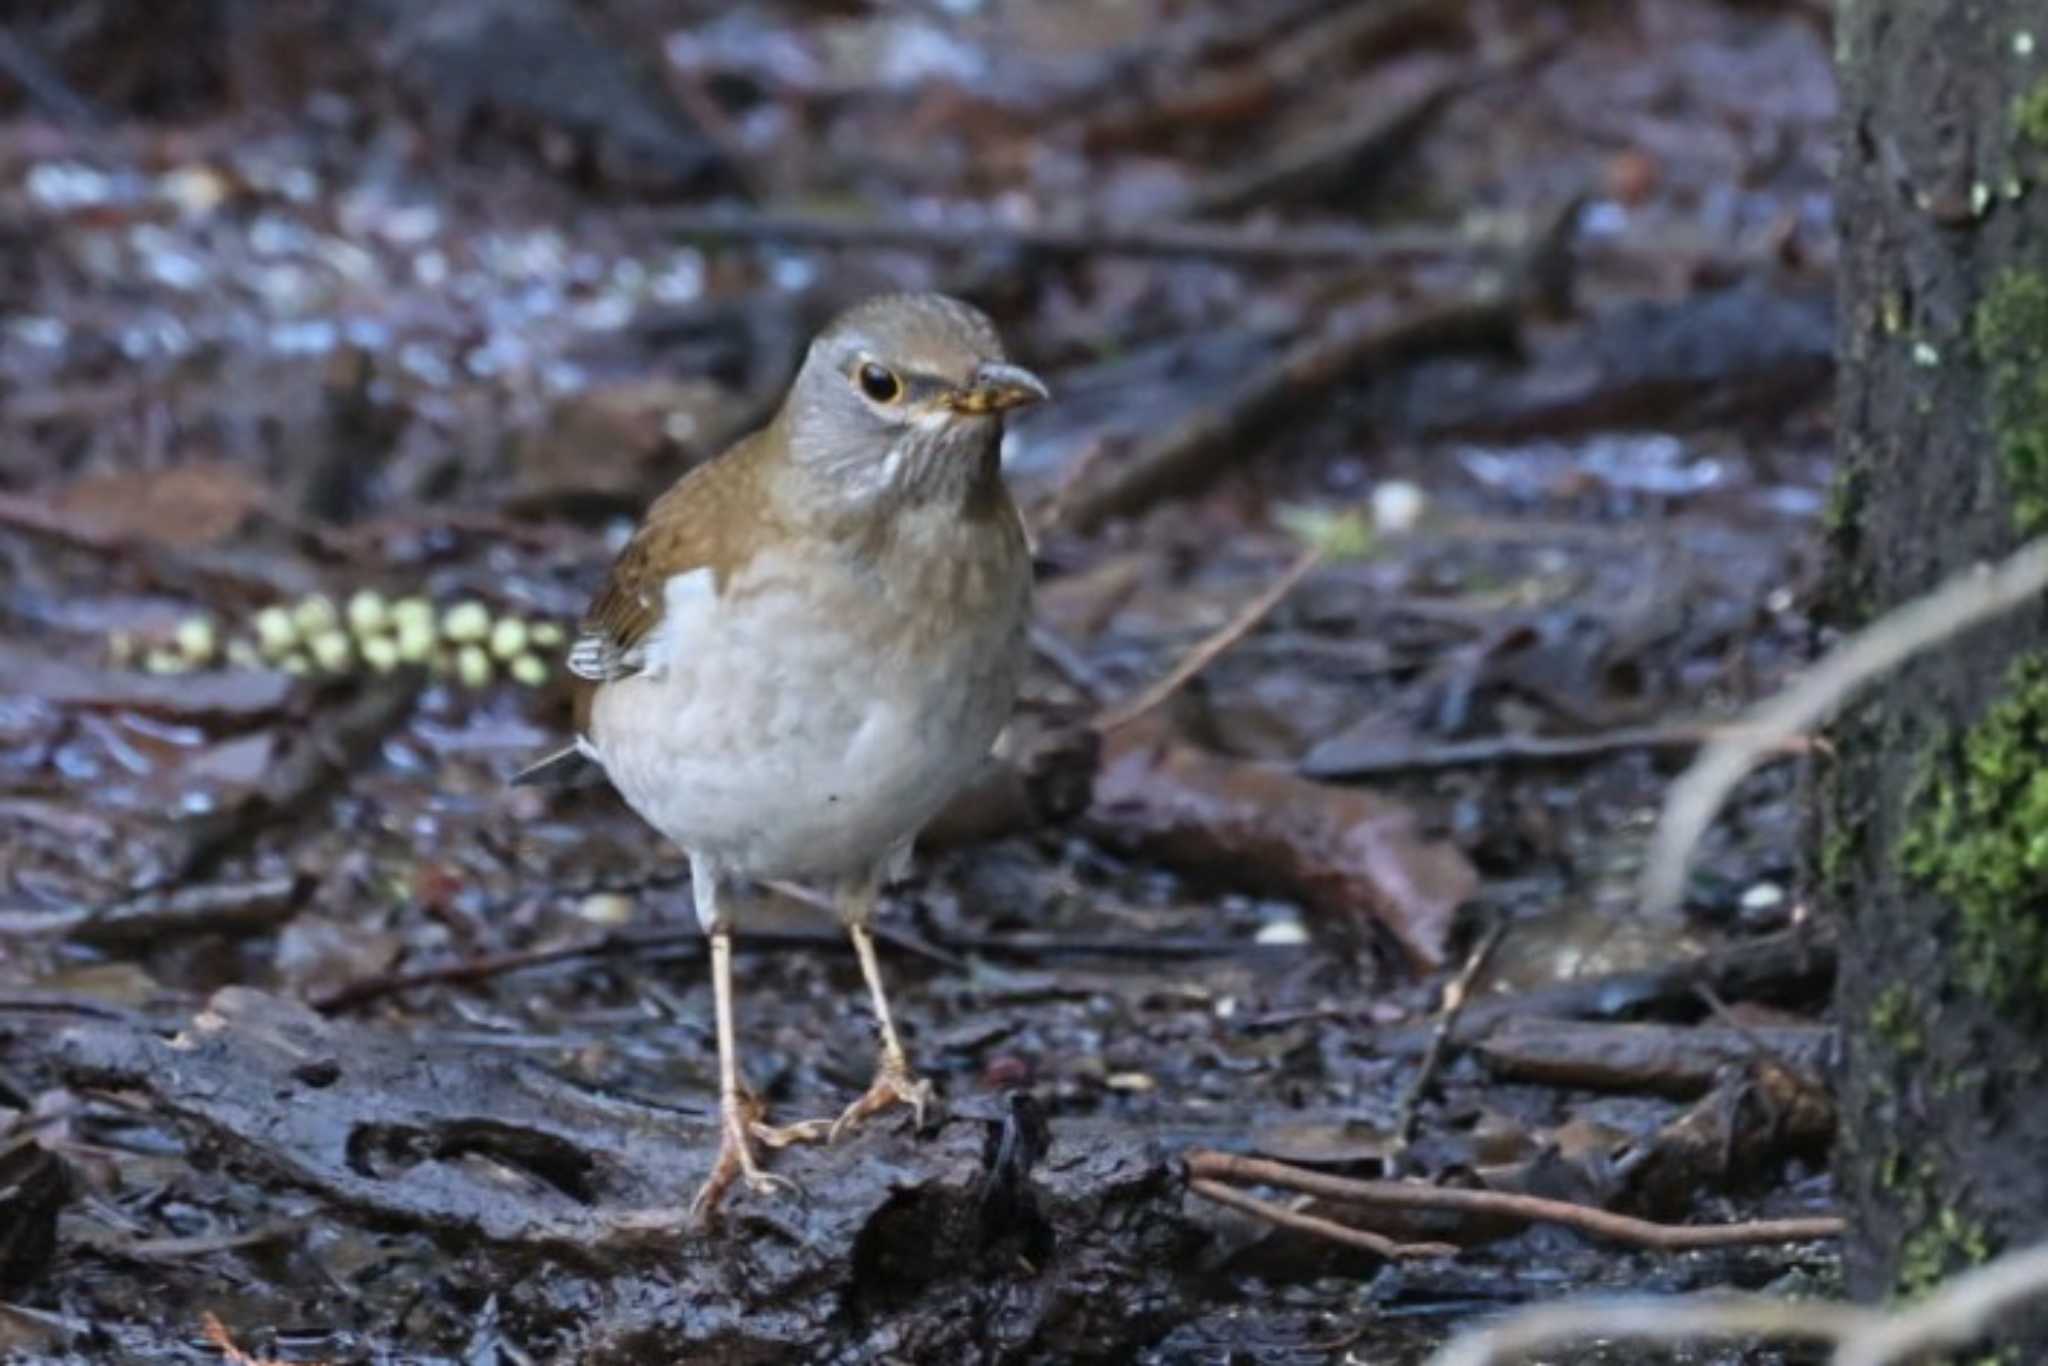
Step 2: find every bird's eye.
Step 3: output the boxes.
[857,362,903,403]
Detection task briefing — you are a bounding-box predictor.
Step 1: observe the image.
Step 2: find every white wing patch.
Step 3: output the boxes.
[640,568,719,675]
[567,567,718,683]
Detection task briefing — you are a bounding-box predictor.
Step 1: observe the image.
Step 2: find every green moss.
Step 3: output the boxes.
[1972,270,2048,533]
[2016,78,2048,147]
[1897,1207,1994,1301]
[1869,982,1924,1057]
[1898,657,2048,1006]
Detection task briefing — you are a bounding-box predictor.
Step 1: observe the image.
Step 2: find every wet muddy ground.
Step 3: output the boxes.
[0,2,1843,1361]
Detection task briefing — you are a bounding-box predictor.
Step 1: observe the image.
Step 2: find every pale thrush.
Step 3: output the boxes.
[518,292,1046,1218]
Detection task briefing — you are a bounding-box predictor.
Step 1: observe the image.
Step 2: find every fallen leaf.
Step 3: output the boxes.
[1086,719,1476,970]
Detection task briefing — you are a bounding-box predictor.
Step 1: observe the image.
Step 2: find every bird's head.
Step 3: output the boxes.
[781,292,1049,508]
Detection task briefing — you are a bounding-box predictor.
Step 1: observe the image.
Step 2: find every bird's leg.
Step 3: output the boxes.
[830,884,934,1143]
[688,870,813,1222]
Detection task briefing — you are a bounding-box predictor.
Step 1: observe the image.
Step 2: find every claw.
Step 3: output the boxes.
[829,1063,935,1145]
[690,1090,810,1223]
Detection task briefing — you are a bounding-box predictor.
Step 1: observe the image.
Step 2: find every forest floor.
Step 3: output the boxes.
[0,1,1844,1361]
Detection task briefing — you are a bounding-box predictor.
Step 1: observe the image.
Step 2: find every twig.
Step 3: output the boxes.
[1058,290,1517,532]
[1093,546,1323,731]
[1428,1240,2048,1366]
[1393,919,1507,1148]
[0,28,105,128]
[313,925,1286,1012]
[1188,1177,1456,1260]
[1301,721,1816,779]
[1185,1151,1843,1250]
[1836,1241,2048,1366]
[201,1311,318,1366]
[1429,1297,1878,1366]
[658,208,1495,268]
[1642,535,2048,919]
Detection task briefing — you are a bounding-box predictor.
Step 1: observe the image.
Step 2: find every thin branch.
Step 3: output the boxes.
[658,208,1496,268]
[1428,1297,1879,1366]
[1187,1178,1456,1261]
[1093,546,1324,731]
[1185,1150,1843,1250]
[1836,1242,2048,1366]
[1394,919,1507,1148]
[1427,1240,2048,1366]
[1642,535,2048,918]
[1302,721,1817,779]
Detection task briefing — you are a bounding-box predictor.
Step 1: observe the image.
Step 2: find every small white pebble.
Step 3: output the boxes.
[1254,919,1311,946]
[1213,995,1238,1020]
[143,647,190,675]
[578,892,635,926]
[359,635,401,674]
[489,616,529,660]
[1911,341,1941,367]
[529,620,567,648]
[253,605,298,656]
[395,616,437,663]
[292,594,339,636]
[2016,30,2036,57]
[1371,480,1429,534]
[174,615,217,663]
[443,600,491,643]
[454,643,493,688]
[509,653,549,687]
[308,629,354,673]
[1740,882,1786,913]
[1105,1071,1156,1093]
[346,589,388,636]
[224,638,263,670]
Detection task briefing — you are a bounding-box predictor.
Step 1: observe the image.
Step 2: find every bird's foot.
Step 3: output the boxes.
[689,1091,810,1223]
[829,1059,935,1144]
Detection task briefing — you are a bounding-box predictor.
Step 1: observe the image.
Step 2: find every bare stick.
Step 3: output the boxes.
[1185,1151,1843,1250]
[1093,546,1323,731]
[1303,721,1817,779]
[1642,536,2048,919]
[1427,1240,2048,1366]
[658,208,1494,267]
[1393,919,1507,1148]
[1428,1297,1879,1366]
[1187,1178,1455,1260]
[1836,1241,2048,1366]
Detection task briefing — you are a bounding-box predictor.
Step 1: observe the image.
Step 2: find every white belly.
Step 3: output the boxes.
[587,548,1026,882]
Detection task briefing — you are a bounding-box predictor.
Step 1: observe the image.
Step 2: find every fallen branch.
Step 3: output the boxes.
[1094,546,1323,731]
[1393,919,1506,1148]
[1057,290,1518,532]
[1185,1150,1842,1251]
[1642,535,2048,918]
[659,208,1489,268]
[1428,1240,2048,1366]
[1187,1177,1455,1260]
[1301,721,1817,779]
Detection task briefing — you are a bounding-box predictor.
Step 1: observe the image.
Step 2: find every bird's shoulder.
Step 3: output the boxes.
[566,429,789,688]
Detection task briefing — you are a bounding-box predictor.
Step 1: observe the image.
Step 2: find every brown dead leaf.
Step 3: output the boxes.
[52,462,268,548]
[1086,719,1477,970]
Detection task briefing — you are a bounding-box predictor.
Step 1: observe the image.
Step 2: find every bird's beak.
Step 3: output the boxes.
[949,361,1050,415]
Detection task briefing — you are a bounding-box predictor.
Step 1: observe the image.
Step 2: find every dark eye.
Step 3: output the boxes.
[857,362,902,403]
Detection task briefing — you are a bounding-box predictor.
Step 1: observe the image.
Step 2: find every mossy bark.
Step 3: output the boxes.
[1826,0,2048,1332]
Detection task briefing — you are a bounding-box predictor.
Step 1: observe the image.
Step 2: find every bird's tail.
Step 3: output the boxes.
[511,743,600,788]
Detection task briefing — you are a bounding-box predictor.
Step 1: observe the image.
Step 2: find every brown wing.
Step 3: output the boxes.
[564,428,783,686]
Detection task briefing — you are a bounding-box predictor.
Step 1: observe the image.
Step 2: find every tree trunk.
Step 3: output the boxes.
[1827,0,2048,1332]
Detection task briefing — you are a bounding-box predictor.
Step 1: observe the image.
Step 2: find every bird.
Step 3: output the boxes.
[515,292,1046,1220]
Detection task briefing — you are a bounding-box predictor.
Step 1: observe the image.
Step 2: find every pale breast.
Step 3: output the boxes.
[586,528,1028,882]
